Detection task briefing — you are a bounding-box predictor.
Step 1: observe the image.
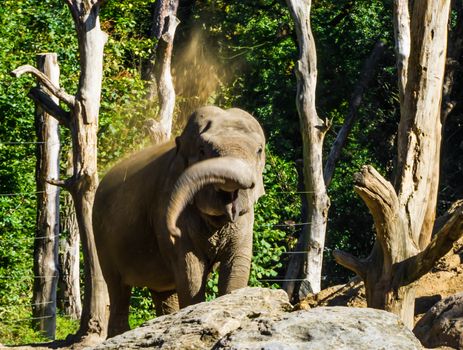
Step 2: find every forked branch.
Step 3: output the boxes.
[324,41,386,187]
[28,87,71,127]
[333,250,367,280]
[353,165,417,265]
[11,65,75,108]
[396,201,463,287]
[47,177,76,191]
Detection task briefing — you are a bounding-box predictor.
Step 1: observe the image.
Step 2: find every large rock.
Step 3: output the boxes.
[414,292,463,349]
[89,287,422,350]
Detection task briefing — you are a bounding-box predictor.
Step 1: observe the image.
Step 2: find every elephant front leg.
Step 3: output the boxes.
[218,221,253,295]
[107,280,131,338]
[150,289,179,316]
[174,250,208,308]
[218,253,251,295]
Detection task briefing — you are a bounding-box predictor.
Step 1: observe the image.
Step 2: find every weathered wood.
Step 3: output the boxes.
[393,0,410,106]
[65,1,109,342]
[32,53,60,339]
[335,0,454,330]
[153,0,180,143]
[11,64,76,108]
[284,0,330,294]
[58,151,82,320]
[396,0,450,248]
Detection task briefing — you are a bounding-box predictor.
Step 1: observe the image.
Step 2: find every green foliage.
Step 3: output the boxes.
[129,288,156,328]
[251,150,300,288]
[3,0,443,343]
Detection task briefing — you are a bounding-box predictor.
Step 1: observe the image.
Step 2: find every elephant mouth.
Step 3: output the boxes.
[166,157,256,241]
[212,187,248,222]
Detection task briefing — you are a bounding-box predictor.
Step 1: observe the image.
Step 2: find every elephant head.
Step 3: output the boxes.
[166,106,266,241]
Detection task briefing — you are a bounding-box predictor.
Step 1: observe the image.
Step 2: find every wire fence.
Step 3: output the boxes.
[1,140,326,327]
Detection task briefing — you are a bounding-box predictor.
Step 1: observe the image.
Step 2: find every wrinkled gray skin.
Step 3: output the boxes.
[93,106,266,338]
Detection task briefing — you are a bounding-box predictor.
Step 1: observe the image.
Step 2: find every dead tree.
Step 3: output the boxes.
[284,0,330,295]
[32,53,60,339]
[283,0,385,297]
[12,0,109,343]
[145,0,180,144]
[334,0,463,329]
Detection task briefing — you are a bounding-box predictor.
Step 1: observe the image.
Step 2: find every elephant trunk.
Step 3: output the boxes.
[166,157,255,242]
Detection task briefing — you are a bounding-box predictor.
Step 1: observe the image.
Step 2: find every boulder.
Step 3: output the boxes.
[413,292,463,349]
[89,287,423,350]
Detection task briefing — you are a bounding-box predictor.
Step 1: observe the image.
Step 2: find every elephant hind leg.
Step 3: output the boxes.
[150,289,179,316]
[107,279,131,338]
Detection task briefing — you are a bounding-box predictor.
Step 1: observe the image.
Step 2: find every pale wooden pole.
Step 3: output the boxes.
[32,52,60,339]
[284,0,330,295]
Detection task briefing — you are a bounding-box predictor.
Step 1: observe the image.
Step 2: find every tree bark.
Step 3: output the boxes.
[335,0,456,329]
[66,1,109,341]
[396,0,450,249]
[284,0,330,294]
[32,53,60,340]
[58,151,82,320]
[146,0,180,144]
[393,0,410,107]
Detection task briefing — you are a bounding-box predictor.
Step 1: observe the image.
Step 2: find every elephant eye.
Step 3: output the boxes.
[257,146,263,156]
[199,146,206,157]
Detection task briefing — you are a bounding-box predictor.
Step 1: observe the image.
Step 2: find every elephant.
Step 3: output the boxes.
[93,106,266,337]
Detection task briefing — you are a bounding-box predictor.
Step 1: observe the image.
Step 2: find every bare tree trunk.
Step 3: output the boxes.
[284,0,330,295]
[334,1,461,330]
[145,0,180,144]
[32,53,60,340]
[58,151,81,320]
[12,0,109,344]
[283,2,385,299]
[66,2,109,341]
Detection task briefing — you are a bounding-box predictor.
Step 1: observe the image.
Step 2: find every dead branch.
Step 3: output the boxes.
[397,202,463,286]
[324,41,386,186]
[11,65,75,108]
[47,177,76,191]
[333,250,367,280]
[28,87,71,127]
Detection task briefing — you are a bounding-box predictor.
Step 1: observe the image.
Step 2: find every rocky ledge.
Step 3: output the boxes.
[89,287,423,350]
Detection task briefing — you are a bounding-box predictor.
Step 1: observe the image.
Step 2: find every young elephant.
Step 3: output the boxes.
[93,106,266,337]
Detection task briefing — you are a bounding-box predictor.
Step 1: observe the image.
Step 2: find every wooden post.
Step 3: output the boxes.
[32,52,60,339]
